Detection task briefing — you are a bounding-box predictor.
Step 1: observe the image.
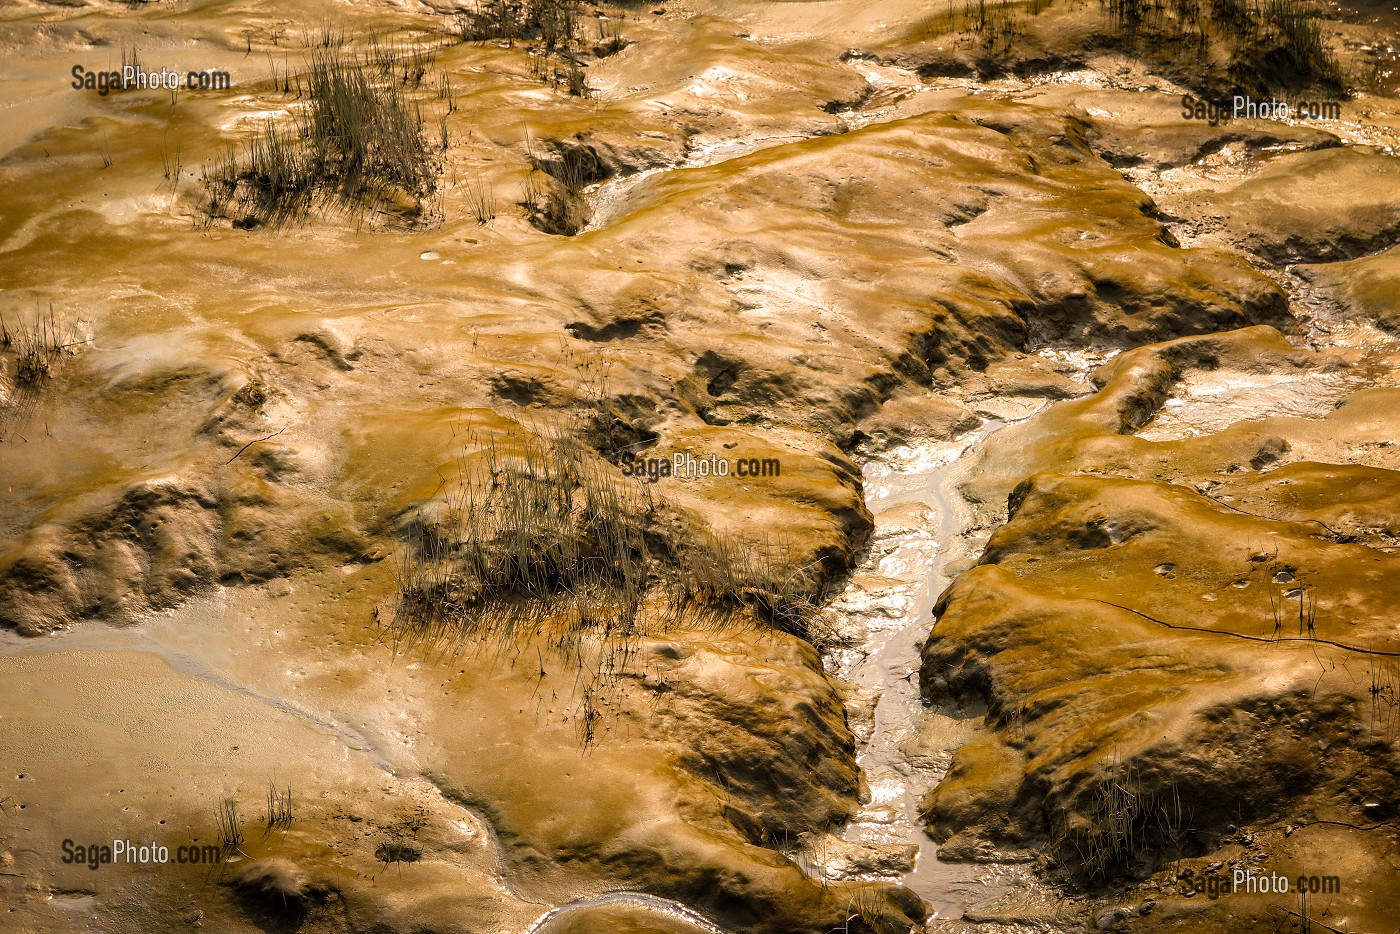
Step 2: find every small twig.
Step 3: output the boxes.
[1280,907,1349,934]
[226,426,286,464]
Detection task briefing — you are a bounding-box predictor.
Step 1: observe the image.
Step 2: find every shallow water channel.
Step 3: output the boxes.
[821,349,1118,923]
[823,416,1037,921]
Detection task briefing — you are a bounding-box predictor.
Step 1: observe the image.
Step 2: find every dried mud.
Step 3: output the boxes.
[1,0,1398,932]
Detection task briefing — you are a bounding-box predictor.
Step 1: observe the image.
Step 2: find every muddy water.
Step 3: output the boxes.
[3,1,1397,928]
[1335,0,1400,94]
[822,286,1387,924]
[822,365,1105,920]
[828,423,1017,920]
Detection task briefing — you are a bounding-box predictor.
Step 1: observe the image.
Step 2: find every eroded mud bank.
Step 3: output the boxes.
[2,0,1398,931]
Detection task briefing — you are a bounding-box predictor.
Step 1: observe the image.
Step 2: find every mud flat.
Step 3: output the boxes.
[2,0,1399,931]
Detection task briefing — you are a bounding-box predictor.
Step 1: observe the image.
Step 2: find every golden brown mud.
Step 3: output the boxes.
[1,0,1398,932]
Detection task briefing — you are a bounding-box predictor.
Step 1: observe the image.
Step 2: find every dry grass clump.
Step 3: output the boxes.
[1054,755,1194,884]
[394,429,654,650]
[519,164,582,234]
[1,306,85,386]
[391,428,839,654]
[519,132,611,235]
[950,0,1029,56]
[1102,0,1344,93]
[592,14,629,57]
[466,175,497,225]
[669,531,838,648]
[452,0,578,46]
[909,0,1344,96]
[1367,657,1400,742]
[264,783,295,835]
[451,0,592,95]
[202,38,450,229]
[217,797,250,860]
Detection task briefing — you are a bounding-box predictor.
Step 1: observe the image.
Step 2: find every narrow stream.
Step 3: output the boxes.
[822,418,1025,921]
[821,350,1114,922]
[4,33,1391,929]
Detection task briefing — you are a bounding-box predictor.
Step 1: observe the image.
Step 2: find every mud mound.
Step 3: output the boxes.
[1300,243,1400,333]
[0,469,367,634]
[1175,147,1400,263]
[921,473,1399,914]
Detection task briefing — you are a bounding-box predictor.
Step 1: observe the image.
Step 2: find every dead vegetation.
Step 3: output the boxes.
[265,783,296,835]
[466,175,497,225]
[519,132,611,235]
[1366,657,1400,742]
[908,0,1346,98]
[389,427,838,663]
[1,305,86,387]
[1105,0,1345,94]
[450,0,596,96]
[1265,553,1320,641]
[393,427,654,651]
[217,797,249,861]
[1055,754,1195,884]
[201,34,450,229]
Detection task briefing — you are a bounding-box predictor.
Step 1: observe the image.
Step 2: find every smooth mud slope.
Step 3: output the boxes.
[1,0,1398,932]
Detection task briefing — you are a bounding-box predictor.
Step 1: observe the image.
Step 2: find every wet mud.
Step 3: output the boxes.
[1,0,1398,932]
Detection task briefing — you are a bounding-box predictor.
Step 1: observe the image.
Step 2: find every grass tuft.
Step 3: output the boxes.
[1,305,86,386]
[1103,0,1344,93]
[264,783,295,835]
[908,0,1344,96]
[451,0,595,96]
[390,426,840,659]
[217,798,248,860]
[1057,753,1194,884]
[518,131,612,235]
[467,175,497,225]
[201,40,449,228]
[393,427,654,653]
